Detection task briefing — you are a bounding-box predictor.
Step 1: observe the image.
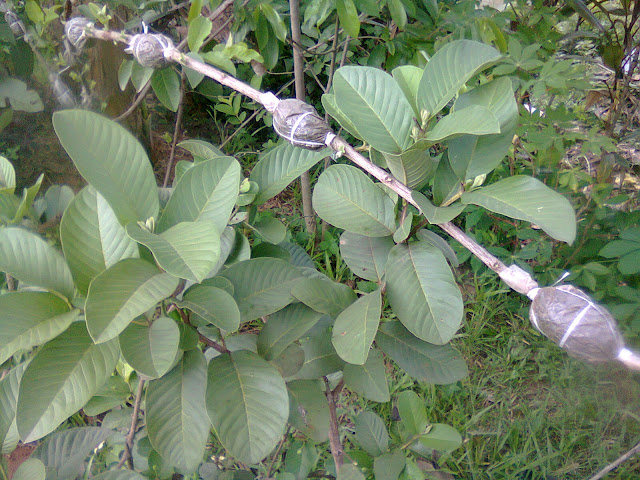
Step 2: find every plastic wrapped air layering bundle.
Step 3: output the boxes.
[4,11,22,36]
[126,33,174,69]
[273,99,335,150]
[528,284,640,368]
[65,17,94,50]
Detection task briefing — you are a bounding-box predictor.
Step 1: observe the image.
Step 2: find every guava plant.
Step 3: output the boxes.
[0,39,576,478]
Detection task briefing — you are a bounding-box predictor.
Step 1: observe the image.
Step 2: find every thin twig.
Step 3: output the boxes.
[117,378,145,469]
[170,304,231,353]
[266,425,291,477]
[588,439,640,480]
[114,81,152,122]
[163,70,186,188]
[323,376,344,469]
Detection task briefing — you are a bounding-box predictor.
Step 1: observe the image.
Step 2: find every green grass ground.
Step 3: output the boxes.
[405,273,640,479]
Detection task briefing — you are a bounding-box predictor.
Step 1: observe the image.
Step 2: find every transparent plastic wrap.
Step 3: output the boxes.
[272,99,334,150]
[528,284,639,368]
[125,33,174,69]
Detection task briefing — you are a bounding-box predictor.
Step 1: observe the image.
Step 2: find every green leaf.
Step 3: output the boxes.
[118,59,134,91]
[416,229,459,267]
[0,155,16,193]
[178,139,225,161]
[250,143,328,205]
[332,289,381,365]
[11,173,41,223]
[248,217,287,243]
[220,257,303,322]
[84,376,131,416]
[388,0,407,29]
[0,292,78,365]
[373,449,405,480]
[355,411,388,456]
[343,348,389,402]
[448,77,518,180]
[12,173,42,223]
[151,68,181,112]
[61,186,139,295]
[85,258,180,343]
[43,184,74,221]
[31,427,115,479]
[53,110,159,224]
[383,143,438,189]
[336,0,360,38]
[159,157,241,233]
[333,66,413,153]
[287,380,330,442]
[188,16,212,53]
[338,465,365,480]
[11,458,45,480]
[0,227,75,299]
[257,303,322,361]
[417,40,502,118]
[461,175,576,244]
[340,231,393,282]
[147,349,209,471]
[260,3,287,42]
[131,61,153,92]
[270,343,305,377]
[385,243,463,344]
[425,106,500,142]
[127,221,220,283]
[432,153,462,206]
[0,362,28,454]
[184,52,206,88]
[375,321,468,384]
[313,165,396,237]
[396,391,427,435]
[256,14,278,70]
[206,350,289,464]
[279,241,316,269]
[119,317,181,378]
[321,94,361,138]
[284,441,318,480]
[293,317,345,380]
[411,191,464,224]
[25,1,43,23]
[16,323,120,442]
[392,65,422,117]
[291,277,357,317]
[418,424,462,452]
[0,78,43,113]
[177,285,241,332]
[600,228,640,275]
[393,211,413,243]
[187,0,203,22]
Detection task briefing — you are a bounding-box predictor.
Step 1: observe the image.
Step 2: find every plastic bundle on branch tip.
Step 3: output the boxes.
[527,284,640,370]
[272,99,336,150]
[4,11,23,37]
[125,33,174,69]
[64,17,94,51]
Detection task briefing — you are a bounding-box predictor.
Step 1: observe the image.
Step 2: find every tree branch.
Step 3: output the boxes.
[117,378,145,469]
[324,376,344,469]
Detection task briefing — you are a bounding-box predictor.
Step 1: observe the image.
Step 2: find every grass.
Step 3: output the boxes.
[403,271,640,479]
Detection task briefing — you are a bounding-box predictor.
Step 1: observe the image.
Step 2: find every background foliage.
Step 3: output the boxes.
[0,0,639,478]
